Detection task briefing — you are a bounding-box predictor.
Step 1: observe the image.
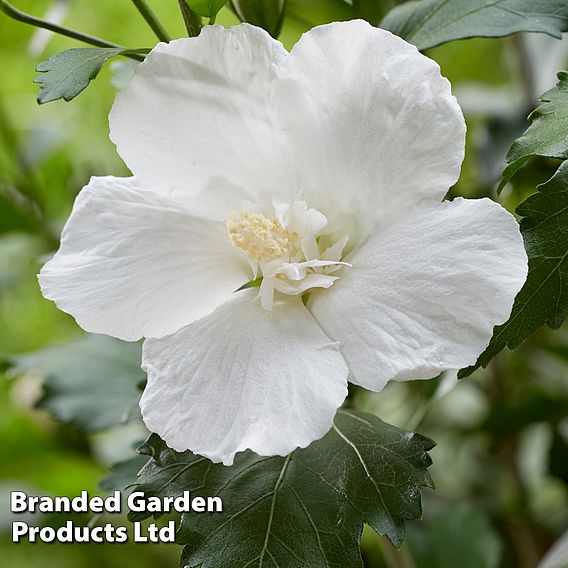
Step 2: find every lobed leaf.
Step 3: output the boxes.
[130,410,435,566]
[500,72,568,190]
[460,161,568,378]
[34,47,148,104]
[381,0,568,51]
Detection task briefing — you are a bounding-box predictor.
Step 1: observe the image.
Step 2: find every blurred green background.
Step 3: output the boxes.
[1,1,567,567]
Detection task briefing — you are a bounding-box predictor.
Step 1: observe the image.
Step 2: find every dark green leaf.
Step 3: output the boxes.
[10,334,144,431]
[34,48,148,104]
[481,391,568,436]
[0,191,35,235]
[231,0,287,38]
[185,0,230,18]
[549,428,568,485]
[460,161,568,378]
[500,72,568,190]
[179,0,203,37]
[100,455,149,491]
[131,410,434,565]
[285,0,352,30]
[352,0,393,26]
[381,0,568,51]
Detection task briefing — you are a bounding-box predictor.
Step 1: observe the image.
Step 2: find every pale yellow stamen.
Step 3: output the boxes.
[226,211,289,261]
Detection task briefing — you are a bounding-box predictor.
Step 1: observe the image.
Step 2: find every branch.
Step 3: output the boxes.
[0,0,144,61]
[131,0,171,42]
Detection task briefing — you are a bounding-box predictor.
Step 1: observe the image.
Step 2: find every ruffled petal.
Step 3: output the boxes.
[277,20,466,243]
[39,176,249,341]
[109,25,294,211]
[309,198,528,390]
[141,289,348,465]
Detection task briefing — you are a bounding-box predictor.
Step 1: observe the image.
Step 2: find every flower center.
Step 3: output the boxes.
[227,212,290,261]
[226,198,349,310]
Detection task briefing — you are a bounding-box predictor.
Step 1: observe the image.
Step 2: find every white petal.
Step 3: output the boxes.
[309,198,528,390]
[322,235,349,262]
[277,20,466,243]
[39,176,249,341]
[109,25,294,210]
[141,289,348,465]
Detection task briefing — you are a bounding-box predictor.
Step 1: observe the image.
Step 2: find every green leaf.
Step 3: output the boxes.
[10,334,145,431]
[550,428,568,485]
[381,0,568,51]
[460,161,568,378]
[34,48,148,104]
[178,0,203,37]
[0,191,35,235]
[500,72,568,190]
[231,0,287,38]
[352,0,393,26]
[285,0,352,29]
[100,455,149,491]
[131,410,434,565]
[185,0,230,19]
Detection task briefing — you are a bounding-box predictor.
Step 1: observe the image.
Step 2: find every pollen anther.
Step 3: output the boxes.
[227,211,289,261]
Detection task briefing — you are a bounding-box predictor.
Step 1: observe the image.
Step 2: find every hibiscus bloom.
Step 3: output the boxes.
[39,21,528,465]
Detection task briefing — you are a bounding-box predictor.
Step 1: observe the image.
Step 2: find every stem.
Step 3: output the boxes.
[406,374,451,431]
[178,0,202,37]
[511,34,536,107]
[1,0,117,48]
[131,0,171,42]
[0,0,144,61]
[406,400,430,432]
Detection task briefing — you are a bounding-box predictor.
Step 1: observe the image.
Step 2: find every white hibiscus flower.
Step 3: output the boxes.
[39,21,528,465]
